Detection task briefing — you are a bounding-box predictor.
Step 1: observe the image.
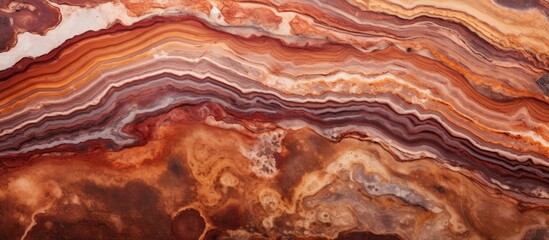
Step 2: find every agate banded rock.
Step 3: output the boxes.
[0,0,548,239]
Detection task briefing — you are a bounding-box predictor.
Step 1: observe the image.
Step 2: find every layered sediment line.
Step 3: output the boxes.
[0,1,548,239]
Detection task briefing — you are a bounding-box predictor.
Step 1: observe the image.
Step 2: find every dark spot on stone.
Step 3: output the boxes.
[209,204,242,230]
[105,141,119,151]
[0,14,16,52]
[157,155,197,205]
[273,151,282,168]
[274,216,285,230]
[0,15,10,28]
[337,231,403,240]
[168,156,183,176]
[433,185,446,194]
[523,228,549,240]
[77,143,88,152]
[171,208,205,240]
[535,74,549,96]
[406,47,412,53]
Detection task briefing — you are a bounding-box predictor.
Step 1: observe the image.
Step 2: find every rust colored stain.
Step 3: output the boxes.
[0,0,548,239]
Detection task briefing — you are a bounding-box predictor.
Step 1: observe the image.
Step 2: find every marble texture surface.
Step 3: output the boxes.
[0,0,548,239]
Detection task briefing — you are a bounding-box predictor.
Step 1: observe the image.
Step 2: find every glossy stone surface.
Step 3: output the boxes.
[0,1,548,239]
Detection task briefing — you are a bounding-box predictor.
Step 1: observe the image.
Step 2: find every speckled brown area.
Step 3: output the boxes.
[0,0,548,239]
